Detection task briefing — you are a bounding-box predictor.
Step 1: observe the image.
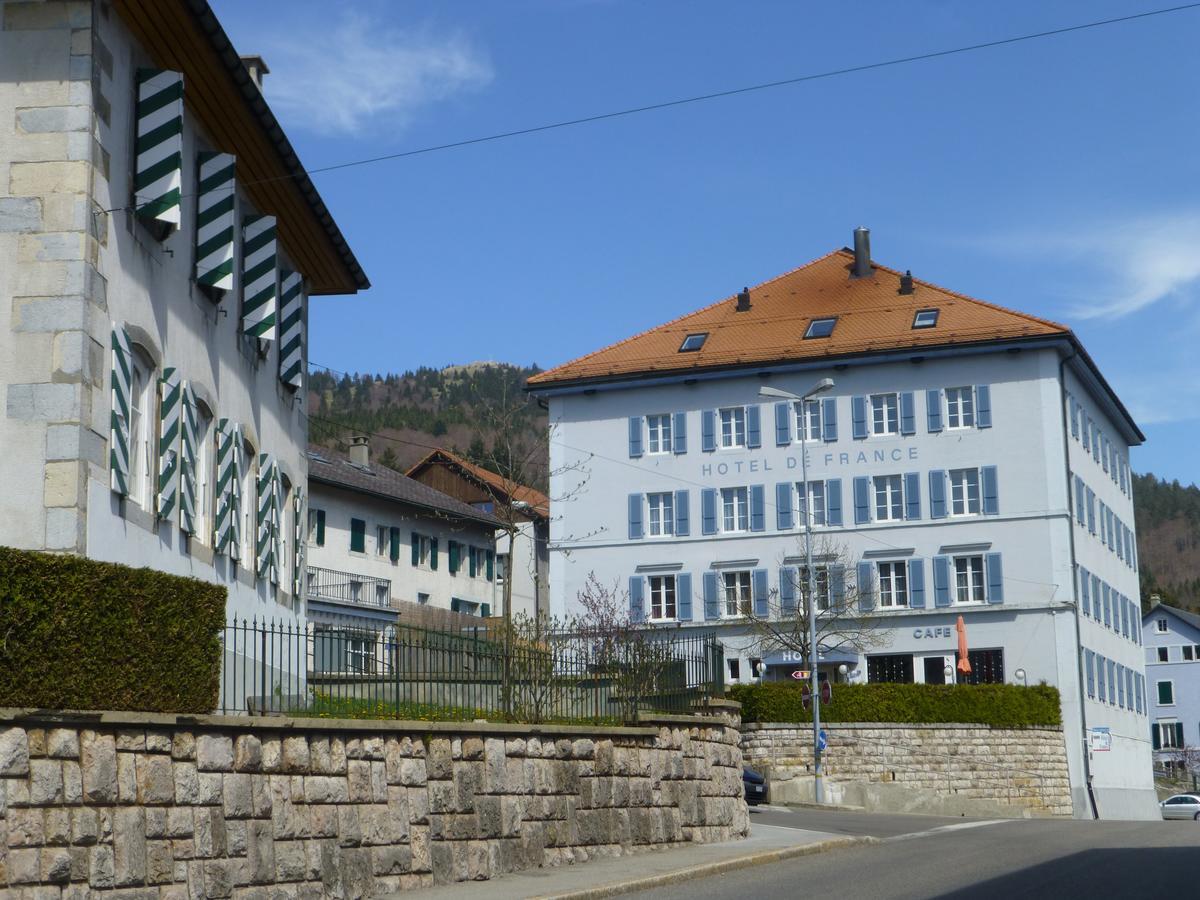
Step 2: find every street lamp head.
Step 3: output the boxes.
[758,377,836,403]
[757,385,795,400]
[804,377,835,400]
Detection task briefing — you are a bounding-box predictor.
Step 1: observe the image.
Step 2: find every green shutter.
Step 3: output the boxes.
[178,382,198,534]
[315,509,325,546]
[256,454,275,579]
[389,526,400,563]
[228,424,243,560]
[134,69,183,230]
[241,215,277,339]
[486,550,494,582]
[109,324,133,496]
[411,531,419,566]
[481,603,491,618]
[278,270,304,388]
[430,538,439,571]
[270,461,283,585]
[448,541,460,575]
[350,518,366,553]
[155,367,181,518]
[468,546,477,578]
[195,152,236,290]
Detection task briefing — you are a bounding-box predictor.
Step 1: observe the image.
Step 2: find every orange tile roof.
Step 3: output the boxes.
[527,249,1070,388]
[406,448,550,519]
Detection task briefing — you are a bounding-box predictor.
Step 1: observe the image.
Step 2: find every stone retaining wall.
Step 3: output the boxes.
[742,722,1072,817]
[0,702,747,897]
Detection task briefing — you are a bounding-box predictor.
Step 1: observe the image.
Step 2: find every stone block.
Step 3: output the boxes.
[174,762,199,805]
[274,840,307,882]
[245,821,274,885]
[233,736,261,772]
[144,732,171,754]
[117,752,137,802]
[197,736,234,772]
[45,729,79,759]
[280,738,308,772]
[10,161,89,195]
[250,774,272,818]
[222,774,252,819]
[397,757,426,787]
[426,738,452,781]
[171,732,196,761]
[146,839,173,884]
[0,727,31,776]
[336,806,361,847]
[198,773,224,805]
[306,805,338,840]
[8,807,45,846]
[17,105,90,133]
[192,809,226,859]
[371,844,412,877]
[370,761,387,802]
[0,196,43,232]
[44,807,70,844]
[346,760,371,803]
[45,507,84,550]
[112,808,146,887]
[167,807,193,838]
[30,758,64,805]
[203,858,233,898]
[136,754,174,804]
[224,820,246,857]
[70,808,98,845]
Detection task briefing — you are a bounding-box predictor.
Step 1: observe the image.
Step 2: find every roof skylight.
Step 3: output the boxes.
[679,333,708,352]
[804,317,837,339]
[912,308,940,329]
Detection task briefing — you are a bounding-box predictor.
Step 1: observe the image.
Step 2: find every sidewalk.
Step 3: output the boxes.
[397,820,874,900]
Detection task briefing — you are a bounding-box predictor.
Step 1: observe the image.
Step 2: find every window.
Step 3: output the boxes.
[496,553,508,585]
[722,571,752,617]
[680,333,708,352]
[647,492,675,537]
[188,404,213,544]
[804,317,837,339]
[647,414,672,454]
[873,474,903,522]
[959,649,1005,685]
[416,534,432,567]
[877,561,908,608]
[912,308,939,329]
[1157,647,1169,662]
[127,347,154,507]
[867,654,914,684]
[1158,721,1182,749]
[416,592,430,605]
[649,575,677,621]
[1157,681,1175,705]
[721,487,749,533]
[346,635,375,674]
[798,565,832,611]
[945,387,975,429]
[1184,646,1195,662]
[949,468,981,516]
[719,407,746,448]
[794,399,822,442]
[375,583,389,606]
[954,555,986,604]
[376,525,388,556]
[797,480,826,527]
[308,508,325,546]
[1157,618,1168,633]
[350,518,366,553]
[727,658,741,681]
[870,393,899,436]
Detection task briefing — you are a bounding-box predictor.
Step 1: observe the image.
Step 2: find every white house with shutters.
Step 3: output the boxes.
[528,233,1156,820]
[0,2,366,632]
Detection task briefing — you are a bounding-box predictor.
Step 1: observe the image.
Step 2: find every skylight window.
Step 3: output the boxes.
[804,317,837,339]
[679,333,708,353]
[912,308,940,329]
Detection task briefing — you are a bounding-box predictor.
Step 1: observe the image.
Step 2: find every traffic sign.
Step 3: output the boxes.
[801,685,812,709]
[820,681,832,704]
[817,729,828,752]
[791,670,809,680]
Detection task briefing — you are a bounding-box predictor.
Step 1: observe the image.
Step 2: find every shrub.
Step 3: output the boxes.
[730,681,1062,728]
[0,547,225,713]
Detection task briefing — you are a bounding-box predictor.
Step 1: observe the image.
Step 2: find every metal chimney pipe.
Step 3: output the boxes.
[852,227,872,278]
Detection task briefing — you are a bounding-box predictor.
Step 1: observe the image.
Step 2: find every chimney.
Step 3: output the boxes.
[852,226,872,278]
[899,270,914,295]
[1150,594,1162,607]
[349,435,370,467]
[735,287,751,312]
[240,55,270,89]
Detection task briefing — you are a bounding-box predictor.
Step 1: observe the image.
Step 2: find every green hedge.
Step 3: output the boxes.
[0,547,225,713]
[730,681,1062,728]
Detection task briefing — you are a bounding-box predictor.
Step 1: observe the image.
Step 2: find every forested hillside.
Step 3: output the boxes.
[307,363,548,487]
[1134,473,1200,611]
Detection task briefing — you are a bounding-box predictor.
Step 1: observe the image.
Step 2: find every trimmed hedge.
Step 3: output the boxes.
[0,547,225,713]
[730,681,1062,728]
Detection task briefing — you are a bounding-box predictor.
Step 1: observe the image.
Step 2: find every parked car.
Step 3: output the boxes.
[1159,794,1200,820]
[743,767,768,806]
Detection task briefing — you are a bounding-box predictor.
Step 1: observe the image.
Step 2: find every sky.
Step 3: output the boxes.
[211,0,1200,485]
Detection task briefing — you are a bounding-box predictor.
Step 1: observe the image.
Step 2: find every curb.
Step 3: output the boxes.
[528,835,878,899]
[786,801,868,812]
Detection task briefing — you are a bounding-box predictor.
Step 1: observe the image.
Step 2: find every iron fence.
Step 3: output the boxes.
[220,617,724,725]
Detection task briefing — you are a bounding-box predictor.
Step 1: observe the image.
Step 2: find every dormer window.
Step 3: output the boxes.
[679,333,708,352]
[912,308,939,329]
[804,317,837,339]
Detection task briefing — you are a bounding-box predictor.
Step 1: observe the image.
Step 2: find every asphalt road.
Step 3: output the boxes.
[748,804,976,838]
[632,813,1200,899]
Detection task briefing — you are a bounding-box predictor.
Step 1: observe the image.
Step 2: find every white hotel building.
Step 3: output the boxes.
[528,232,1155,820]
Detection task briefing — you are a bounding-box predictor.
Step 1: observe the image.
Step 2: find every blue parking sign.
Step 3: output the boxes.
[817,729,828,752]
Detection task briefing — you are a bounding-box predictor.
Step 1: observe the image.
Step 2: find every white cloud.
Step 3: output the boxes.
[263,13,492,136]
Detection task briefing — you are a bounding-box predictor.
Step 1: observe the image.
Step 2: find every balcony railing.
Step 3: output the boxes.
[306,565,392,608]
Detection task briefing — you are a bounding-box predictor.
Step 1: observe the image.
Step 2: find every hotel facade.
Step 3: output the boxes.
[528,233,1155,820]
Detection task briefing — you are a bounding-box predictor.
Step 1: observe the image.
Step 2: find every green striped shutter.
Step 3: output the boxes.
[242,215,277,339]
[195,152,236,291]
[156,367,181,519]
[109,324,133,495]
[278,270,304,388]
[228,424,243,561]
[256,453,275,581]
[134,69,184,230]
[178,382,198,534]
[292,487,306,599]
[213,418,235,552]
[271,461,284,586]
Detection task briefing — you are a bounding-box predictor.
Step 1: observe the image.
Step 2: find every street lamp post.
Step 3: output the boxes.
[760,377,834,804]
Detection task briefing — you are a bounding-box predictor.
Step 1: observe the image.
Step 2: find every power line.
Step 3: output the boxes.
[109,3,1200,214]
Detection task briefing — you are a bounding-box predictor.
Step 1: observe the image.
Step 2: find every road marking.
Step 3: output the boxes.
[883,819,1011,843]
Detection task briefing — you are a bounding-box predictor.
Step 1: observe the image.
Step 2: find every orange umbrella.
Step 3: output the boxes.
[956,615,972,677]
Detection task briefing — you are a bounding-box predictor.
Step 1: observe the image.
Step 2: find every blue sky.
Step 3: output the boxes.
[212,0,1199,485]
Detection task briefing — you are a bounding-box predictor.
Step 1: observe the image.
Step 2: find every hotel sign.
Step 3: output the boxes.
[701,446,920,479]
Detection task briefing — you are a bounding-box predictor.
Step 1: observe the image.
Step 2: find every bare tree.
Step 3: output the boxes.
[741,535,891,674]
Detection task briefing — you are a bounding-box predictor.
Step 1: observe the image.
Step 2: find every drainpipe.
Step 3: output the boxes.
[1059,348,1099,820]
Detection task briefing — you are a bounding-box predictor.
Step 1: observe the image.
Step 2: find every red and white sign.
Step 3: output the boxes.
[791,670,810,680]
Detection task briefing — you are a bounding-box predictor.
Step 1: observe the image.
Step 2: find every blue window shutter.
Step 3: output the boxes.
[774,402,791,446]
[753,569,769,617]
[929,470,947,519]
[629,576,645,622]
[1091,422,1099,462]
[1079,566,1090,617]
[926,389,942,432]
[701,410,716,452]
[779,567,796,614]
[829,565,845,611]
[822,397,838,442]
[1086,488,1095,533]
[673,412,687,454]
[904,472,921,520]
[675,489,690,536]
[857,561,875,611]
[703,571,719,620]
[750,485,765,532]
[933,556,951,607]
[701,488,717,535]
[1091,575,1101,621]
[1102,583,1110,627]
[1069,396,1079,438]
[900,391,916,435]
[1082,418,1090,451]
[746,405,761,448]
[853,476,870,524]
[851,395,867,439]
[628,416,643,458]
[981,465,999,515]
[985,552,1004,604]
[975,385,992,428]
[628,494,643,540]
[776,482,793,530]
[678,573,693,621]
[1074,476,1085,525]
[1085,650,1094,697]
[908,558,926,608]
[826,479,843,526]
